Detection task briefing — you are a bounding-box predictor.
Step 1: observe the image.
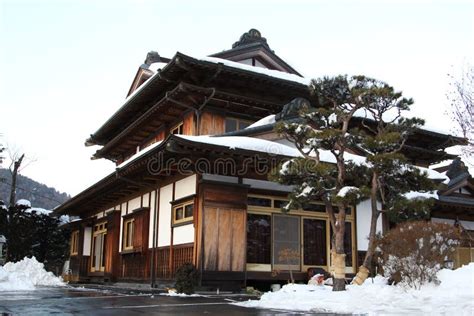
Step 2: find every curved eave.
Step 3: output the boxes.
[55,135,293,216]
[87,52,310,146]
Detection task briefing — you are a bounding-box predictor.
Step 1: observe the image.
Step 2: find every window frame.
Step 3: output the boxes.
[172,200,194,226]
[224,117,254,133]
[70,230,79,256]
[122,218,135,251]
[90,222,107,272]
[246,194,356,273]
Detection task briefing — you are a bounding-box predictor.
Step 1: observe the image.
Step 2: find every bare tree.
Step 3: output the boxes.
[447,63,473,164]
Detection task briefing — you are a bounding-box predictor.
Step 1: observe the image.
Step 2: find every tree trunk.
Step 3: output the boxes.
[353,172,380,285]
[332,205,346,291]
[6,153,25,262]
[8,154,24,208]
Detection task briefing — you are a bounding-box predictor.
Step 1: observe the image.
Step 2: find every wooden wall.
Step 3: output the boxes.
[155,243,194,279]
[198,182,248,277]
[199,111,225,135]
[104,211,121,281]
[119,208,150,280]
[183,112,195,135]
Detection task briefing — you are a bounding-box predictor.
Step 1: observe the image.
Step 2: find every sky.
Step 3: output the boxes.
[0,0,473,199]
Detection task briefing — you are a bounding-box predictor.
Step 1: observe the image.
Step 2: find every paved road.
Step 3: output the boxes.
[0,287,341,315]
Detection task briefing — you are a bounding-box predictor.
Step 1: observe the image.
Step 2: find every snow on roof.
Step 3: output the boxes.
[200,56,311,86]
[246,114,276,129]
[148,62,168,73]
[403,191,438,200]
[116,140,164,169]
[177,135,301,157]
[15,199,31,208]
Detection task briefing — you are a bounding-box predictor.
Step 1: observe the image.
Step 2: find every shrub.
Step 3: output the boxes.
[174,263,199,294]
[376,221,460,289]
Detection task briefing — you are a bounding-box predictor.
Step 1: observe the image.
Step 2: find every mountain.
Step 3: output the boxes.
[0,168,70,210]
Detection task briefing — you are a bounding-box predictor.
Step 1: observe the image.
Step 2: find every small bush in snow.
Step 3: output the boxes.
[174,263,199,294]
[376,221,460,289]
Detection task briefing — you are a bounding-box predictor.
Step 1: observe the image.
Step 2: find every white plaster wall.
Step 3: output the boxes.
[148,190,156,248]
[356,199,383,251]
[96,211,104,219]
[128,196,141,212]
[432,217,474,230]
[142,193,150,208]
[174,175,196,200]
[173,224,194,245]
[254,59,267,69]
[83,227,92,256]
[158,184,173,247]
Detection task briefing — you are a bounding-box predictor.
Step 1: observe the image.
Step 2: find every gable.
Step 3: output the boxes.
[210,29,302,76]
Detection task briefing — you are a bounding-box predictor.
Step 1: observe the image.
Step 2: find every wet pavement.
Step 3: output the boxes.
[0,287,342,315]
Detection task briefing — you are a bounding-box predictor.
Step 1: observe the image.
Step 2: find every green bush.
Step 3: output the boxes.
[175,263,199,294]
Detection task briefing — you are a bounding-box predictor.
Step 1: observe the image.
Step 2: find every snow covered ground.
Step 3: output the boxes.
[237,263,474,315]
[0,257,65,291]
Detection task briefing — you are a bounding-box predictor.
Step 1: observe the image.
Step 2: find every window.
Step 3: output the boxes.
[70,230,79,255]
[171,122,184,135]
[303,218,327,266]
[247,214,271,264]
[225,118,253,133]
[91,222,107,272]
[248,196,272,208]
[173,201,194,225]
[123,218,134,251]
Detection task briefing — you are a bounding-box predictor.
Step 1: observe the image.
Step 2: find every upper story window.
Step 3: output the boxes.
[173,200,194,225]
[225,118,253,133]
[70,230,79,256]
[171,122,184,135]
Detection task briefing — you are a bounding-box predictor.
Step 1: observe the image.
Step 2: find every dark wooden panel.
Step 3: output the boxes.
[199,112,225,135]
[183,112,195,135]
[203,207,218,270]
[217,210,232,271]
[231,209,246,271]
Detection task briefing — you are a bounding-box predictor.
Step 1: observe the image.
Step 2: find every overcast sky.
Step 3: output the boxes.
[1,0,473,199]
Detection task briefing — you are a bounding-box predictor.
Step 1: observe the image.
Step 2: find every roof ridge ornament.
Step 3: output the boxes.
[232,28,270,49]
[144,51,161,65]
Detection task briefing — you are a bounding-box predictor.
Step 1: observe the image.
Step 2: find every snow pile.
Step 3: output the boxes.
[0,257,65,291]
[237,263,474,315]
[160,289,201,297]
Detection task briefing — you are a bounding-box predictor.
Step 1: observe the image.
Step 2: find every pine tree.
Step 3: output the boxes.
[275,75,437,290]
[0,201,70,274]
[350,80,436,285]
[275,75,371,291]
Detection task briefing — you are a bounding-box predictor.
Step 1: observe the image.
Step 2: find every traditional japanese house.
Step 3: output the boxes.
[55,29,473,289]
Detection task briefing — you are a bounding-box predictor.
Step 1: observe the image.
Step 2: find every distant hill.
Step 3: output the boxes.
[0,168,70,210]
